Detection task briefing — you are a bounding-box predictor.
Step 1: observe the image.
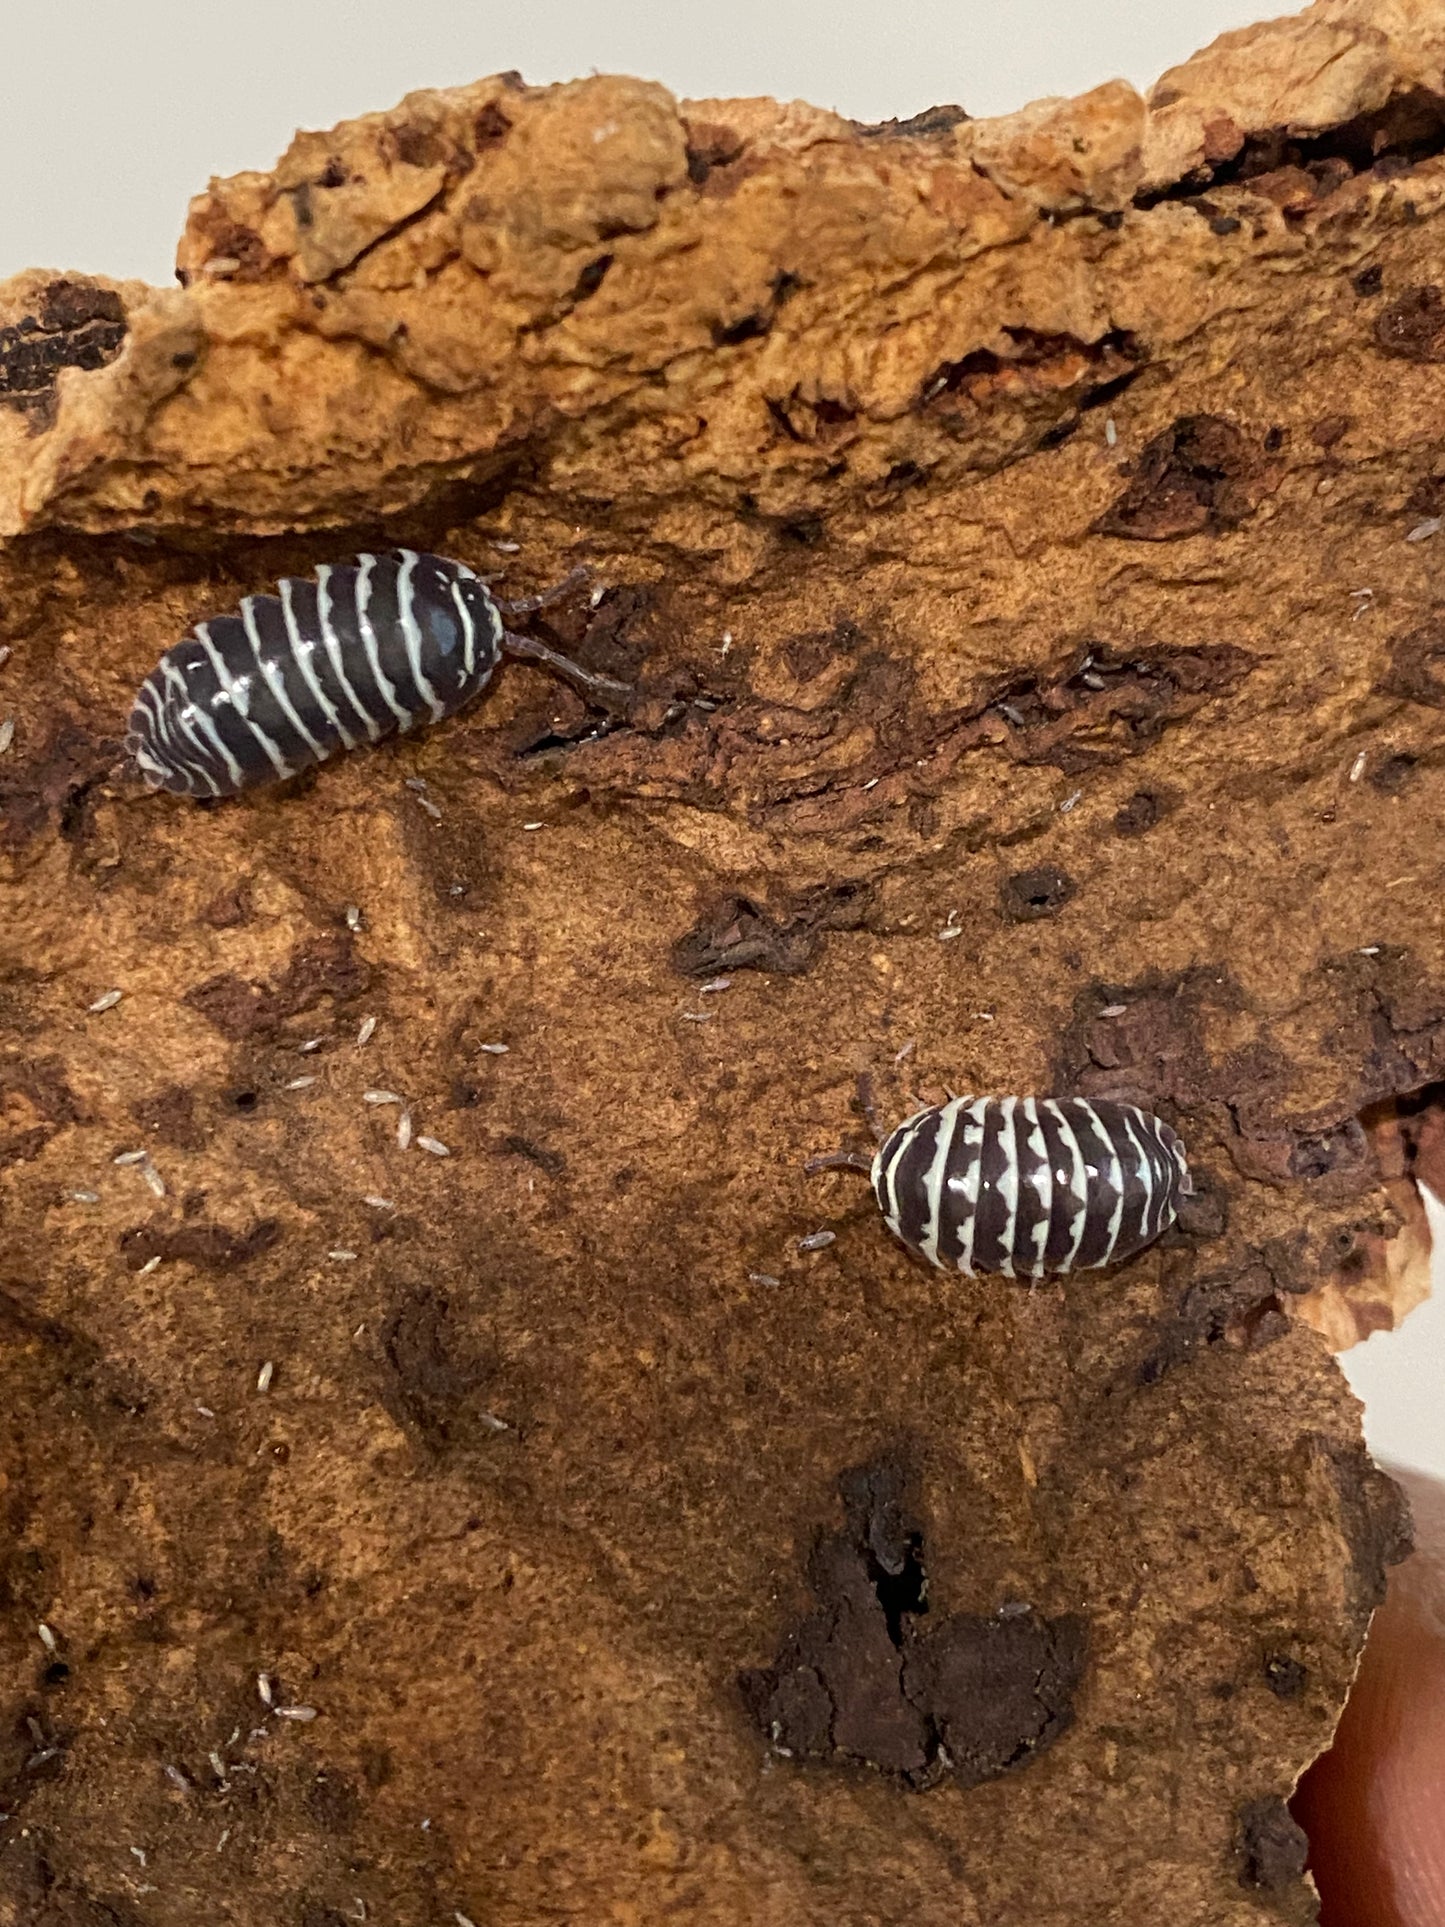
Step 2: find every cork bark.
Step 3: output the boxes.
[0,1,1438,1921]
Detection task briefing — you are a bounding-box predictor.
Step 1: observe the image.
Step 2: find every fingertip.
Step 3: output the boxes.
[1294,1468,1445,1927]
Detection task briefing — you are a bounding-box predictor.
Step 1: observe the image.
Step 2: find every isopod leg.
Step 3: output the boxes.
[496,565,591,620]
[802,1073,887,1176]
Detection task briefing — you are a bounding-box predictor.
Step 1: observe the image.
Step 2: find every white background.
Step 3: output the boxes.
[1,0,1270,285]
[1,2,1439,1477]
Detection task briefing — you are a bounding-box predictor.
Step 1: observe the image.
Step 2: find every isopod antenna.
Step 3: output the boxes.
[804,1071,886,1175]
[496,567,632,715]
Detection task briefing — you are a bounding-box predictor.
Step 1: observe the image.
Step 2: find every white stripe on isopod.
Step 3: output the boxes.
[159,657,239,791]
[995,1095,1020,1280]
[198,617,290,780]
[394,550,446,722]
[1022,1097,1051,1279]
[1113,1105,1153,1267]
[1043,1098,1089,1273]
[1079,1099,1126,1267]
[953,1099,987,1276]
[280,575,358,751]
[451,576,478,682]
[315,564,384,744]
[190,618,285,782]
[240,595,324,767]
[193,620,252,719]
[139,665,207,790]
[920,1102,967,1264]
[354,554,414,730]
[877,1107,926,1243]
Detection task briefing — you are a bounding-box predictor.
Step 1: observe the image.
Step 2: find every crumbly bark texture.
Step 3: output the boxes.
[0,1,1436,1921]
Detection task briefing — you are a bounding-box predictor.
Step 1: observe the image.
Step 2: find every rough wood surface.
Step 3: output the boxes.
[0,1,1436,1921]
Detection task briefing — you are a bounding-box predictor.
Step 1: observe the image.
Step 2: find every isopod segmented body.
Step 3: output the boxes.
[871,1095,1190,1278]
[126,550,628,799]
[127,551,504,797]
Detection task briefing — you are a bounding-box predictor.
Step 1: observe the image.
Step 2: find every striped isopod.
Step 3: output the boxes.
[814,1095,1191,1278]
[874,1095,1190,1277]
[126,549,629,798]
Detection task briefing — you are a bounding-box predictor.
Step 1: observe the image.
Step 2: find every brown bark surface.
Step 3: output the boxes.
[0,1,1439,1920]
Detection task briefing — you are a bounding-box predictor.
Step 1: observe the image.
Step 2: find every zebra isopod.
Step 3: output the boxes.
[847,1095,1191,1278]
[126,549,628,799]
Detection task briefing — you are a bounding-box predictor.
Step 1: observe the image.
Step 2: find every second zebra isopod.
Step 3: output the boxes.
[872,1095,1191,1278]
